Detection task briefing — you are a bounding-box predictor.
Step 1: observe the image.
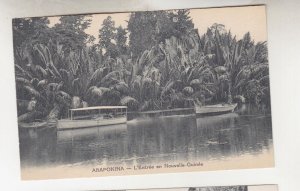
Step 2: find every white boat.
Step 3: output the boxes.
[57,106,127,130]
[195,103,238,116]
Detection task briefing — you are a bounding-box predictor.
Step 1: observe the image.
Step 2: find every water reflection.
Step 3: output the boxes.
[19,104,273,168]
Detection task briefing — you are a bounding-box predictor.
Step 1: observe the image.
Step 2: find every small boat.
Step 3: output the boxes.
[18,121,53,139]
[195,103,238,116]
[19,121,48,129]
[57,106,127,130]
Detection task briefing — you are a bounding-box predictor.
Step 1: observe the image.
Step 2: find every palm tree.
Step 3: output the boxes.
[14,13,271,122]
[157,30,217,108]
[15,41,72,122]
[199,24,270,105]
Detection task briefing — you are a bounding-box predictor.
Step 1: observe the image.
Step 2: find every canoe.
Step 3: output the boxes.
[195,103,238,116]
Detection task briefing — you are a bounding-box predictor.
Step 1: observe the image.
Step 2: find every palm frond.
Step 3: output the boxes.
[34,43,62,79]
[55,91,71,106]
[35,65,48,78]
[120,96,139,111]
[23,85,41,98]
[89,68,104,86]
[16,77,31,86]
[15,64,33,79]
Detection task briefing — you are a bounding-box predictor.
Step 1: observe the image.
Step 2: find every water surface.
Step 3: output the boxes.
[19,104,273,168]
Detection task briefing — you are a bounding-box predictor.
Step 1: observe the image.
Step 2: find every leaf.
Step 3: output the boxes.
[214,66,227,74]
[15,64,33,79]
[101,89,121,105]
[183,86,194,95]
[35,65,48,77]
[89,68,104,86]
[37,79,48,90]
[138,50,149,67]
[55,91,72,106]
[47,82,62,92]
[23,86,41,98]
[113,82,129,95]
[34,43,62,79]
[86,86,110,99]
[18,111,42,122]
[161,80,175,98]
[100,71,121,87]
[16,77,31,86]
[120,96,139,111]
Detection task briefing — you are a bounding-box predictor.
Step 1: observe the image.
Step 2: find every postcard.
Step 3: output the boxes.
[96,185,278,191]
[13,5,274,180]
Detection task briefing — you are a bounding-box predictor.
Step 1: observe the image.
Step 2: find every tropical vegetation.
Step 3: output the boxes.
[13,10,270,122]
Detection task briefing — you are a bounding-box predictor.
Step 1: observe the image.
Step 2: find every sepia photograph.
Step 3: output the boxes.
[95,185,278,191]
[13,5,274,180]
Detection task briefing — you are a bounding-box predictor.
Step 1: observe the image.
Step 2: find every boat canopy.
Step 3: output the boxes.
[70,106,127,111]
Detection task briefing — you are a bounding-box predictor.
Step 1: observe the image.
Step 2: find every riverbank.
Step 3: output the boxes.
[128,107,195,120]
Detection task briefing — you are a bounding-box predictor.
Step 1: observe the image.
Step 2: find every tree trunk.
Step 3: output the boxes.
[228,77,233,104]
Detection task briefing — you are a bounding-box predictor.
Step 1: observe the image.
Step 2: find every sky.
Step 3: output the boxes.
[48,5,267,43]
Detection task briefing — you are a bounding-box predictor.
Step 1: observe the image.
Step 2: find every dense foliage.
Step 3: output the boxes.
[13,9,270,122]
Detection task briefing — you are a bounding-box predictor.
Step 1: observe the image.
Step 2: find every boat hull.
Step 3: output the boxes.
[57,117,127,130]
[195,103,238,117]
[19,122,48,129]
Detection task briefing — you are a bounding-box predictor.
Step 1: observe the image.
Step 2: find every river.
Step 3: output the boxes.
[19,104,273,170]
